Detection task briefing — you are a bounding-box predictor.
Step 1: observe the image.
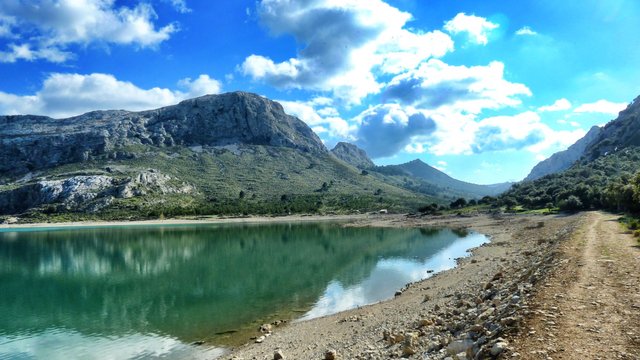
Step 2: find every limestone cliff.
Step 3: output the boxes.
[0,92,327,179]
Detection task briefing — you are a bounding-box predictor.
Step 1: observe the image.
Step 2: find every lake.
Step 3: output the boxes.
[0,222,488,359]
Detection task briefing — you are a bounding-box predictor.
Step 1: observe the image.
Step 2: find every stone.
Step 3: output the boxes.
[490,341,509,356]
[324,349,337,360]
[273,349,284,360]
[447,339,473,355]
[500,317,518,327]
[260,324,273,333]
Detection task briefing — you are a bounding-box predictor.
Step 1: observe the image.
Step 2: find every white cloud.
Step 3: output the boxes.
[538,98,572,112]
[471,112,585,155]
[400,110,585,158]
[164,0,191,14]
[178,74,222,98]
[0,1,176,63]
[437,160,447,166]
[383,59,531,114]
[574,99,627,115]
[443,13,499,45]
[0,72,222,118]
[515,26,537,36]
[278,98,355,139]
[0,43,73,63]
[241,0,453,104]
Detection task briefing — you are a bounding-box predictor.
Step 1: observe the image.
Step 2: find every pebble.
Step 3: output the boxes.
[324,349,337,360]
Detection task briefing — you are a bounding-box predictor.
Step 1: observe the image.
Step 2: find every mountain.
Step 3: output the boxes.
[373,159,512,199]
[524,126,602,181]
[0,91,326,179]
[502,95,640,212]
[0,92,434,220]
[583,96,640,158]
[330,142,375,169]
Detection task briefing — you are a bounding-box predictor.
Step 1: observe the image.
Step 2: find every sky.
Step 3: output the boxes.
[1,0,639,184]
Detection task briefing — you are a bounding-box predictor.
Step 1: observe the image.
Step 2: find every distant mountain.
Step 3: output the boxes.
[524,126,602,181]
[0,92,435,220]
[373,159,512,199]
[330,142,375,169]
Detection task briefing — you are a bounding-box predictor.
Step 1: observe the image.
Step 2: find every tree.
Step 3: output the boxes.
[450,198,467,209]
[559,195,583,211]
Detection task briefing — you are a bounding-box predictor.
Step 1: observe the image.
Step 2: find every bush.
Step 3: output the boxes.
[449,198,467,209]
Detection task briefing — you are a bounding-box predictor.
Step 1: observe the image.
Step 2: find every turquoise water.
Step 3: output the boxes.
[0,222,487,359]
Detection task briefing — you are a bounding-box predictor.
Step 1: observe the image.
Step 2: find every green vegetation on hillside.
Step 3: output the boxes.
[501,147,640,213]
[3,144,438,222]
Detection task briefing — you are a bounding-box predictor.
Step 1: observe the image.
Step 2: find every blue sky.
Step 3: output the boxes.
[1,0,639,184]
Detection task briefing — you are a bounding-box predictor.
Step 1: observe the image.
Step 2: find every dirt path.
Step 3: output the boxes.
[510,212,640,359]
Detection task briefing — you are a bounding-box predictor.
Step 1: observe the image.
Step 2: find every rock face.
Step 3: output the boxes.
[330,142,375,169]
[0,92,327,179]
[0,170,194,214]
[524,125,602,181]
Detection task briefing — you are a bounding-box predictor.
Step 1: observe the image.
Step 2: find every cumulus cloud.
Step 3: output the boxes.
[0,0,176,63]
[278,98,354,139]
[538,98,572,112]
[443,13,499,45]
[0,72,222,118]
[354,104,436,158]
[472,112,586,154]
[177,74,222,98]
[574,99,627,115]
[515,26,537,36]
[241,0,453,103]
[383,59,531,114]
[398,110,585,158]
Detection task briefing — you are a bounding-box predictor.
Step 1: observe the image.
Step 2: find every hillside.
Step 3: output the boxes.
[373,159,512,199]
[502,95,640,212]
[0,92,436,222]
[524,125,602,181]
[584,95,640,158]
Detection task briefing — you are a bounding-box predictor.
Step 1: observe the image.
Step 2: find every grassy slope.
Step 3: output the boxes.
[14,145,436,221]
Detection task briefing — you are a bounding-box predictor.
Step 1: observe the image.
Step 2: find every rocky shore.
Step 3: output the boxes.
[224,213,583,360]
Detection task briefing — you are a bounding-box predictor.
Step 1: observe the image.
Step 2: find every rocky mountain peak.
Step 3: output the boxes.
[330,142,375,169]
[0,91,327,179]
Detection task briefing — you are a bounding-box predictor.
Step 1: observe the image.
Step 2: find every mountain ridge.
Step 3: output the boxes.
[0,91,326,180]
[524,125,602,181]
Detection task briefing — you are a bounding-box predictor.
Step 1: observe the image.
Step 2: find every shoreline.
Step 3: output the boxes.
[0,213,375,230]
[223,212,584,359]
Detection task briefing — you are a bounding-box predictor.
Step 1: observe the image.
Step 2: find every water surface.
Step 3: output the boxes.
[0,222,487,359]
